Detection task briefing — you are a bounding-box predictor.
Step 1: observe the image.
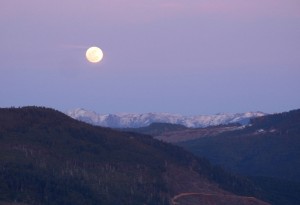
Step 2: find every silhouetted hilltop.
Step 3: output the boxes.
[0,107,268,205]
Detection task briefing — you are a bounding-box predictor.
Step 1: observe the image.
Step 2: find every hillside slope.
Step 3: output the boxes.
[178,109,300,182]
[176,109,300,205]
[0,107,268,205]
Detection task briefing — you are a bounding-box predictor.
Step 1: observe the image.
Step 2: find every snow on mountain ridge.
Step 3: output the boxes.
[66,109,266,128]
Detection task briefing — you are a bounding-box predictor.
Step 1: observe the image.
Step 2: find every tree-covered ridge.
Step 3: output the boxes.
[250,109,300,132]
[0,107,267,205]
[177,109,300,205]
[179,109,300,181]
[121,122,188,136]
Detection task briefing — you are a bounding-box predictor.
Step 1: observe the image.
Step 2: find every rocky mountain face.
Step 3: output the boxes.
[66,108,266,128]
[0,107,268,205]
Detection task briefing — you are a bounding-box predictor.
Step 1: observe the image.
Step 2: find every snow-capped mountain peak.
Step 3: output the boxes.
[66,108,266,128]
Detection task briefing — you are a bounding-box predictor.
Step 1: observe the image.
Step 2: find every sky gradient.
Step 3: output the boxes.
[1,0,300,115]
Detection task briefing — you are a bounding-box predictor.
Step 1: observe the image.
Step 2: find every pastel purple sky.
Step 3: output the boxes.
[1,0,299,115]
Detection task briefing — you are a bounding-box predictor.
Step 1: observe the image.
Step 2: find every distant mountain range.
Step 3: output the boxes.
[66,108,266,128]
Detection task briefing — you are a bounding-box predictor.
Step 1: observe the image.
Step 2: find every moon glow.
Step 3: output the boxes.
[86,47,104,63]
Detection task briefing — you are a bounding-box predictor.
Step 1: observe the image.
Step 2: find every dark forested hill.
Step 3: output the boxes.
[0,107,268,205]
[178,109,300,182]
[176,109,300,205]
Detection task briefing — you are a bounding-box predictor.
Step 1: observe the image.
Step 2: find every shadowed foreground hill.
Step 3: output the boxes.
[0,107,268,205]
[176,109,300,205]
[178,109,300,182]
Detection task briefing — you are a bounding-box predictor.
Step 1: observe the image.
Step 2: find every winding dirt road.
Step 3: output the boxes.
[171,192,269,205]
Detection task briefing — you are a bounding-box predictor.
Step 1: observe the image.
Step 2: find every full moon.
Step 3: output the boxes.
[86,47,104,63]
